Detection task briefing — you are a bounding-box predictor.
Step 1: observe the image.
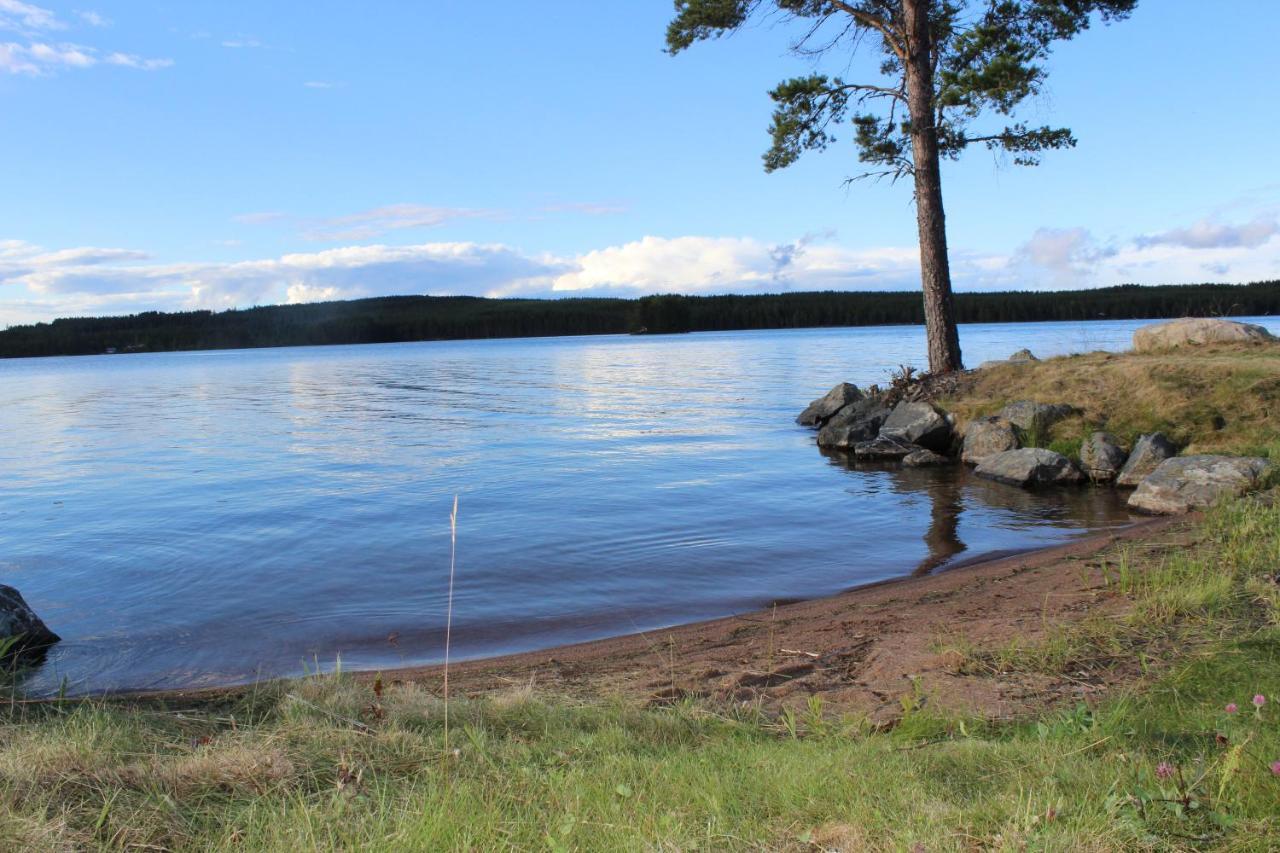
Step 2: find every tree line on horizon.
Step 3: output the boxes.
[1,281,1277,359]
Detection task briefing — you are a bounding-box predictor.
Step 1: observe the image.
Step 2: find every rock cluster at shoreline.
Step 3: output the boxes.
[798,319,1276,516]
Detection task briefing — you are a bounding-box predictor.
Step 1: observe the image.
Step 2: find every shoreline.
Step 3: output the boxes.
[109,513,1189,720]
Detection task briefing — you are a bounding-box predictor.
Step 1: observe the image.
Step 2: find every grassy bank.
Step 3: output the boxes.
[942,342,1280,460]
[1,497,1278,851]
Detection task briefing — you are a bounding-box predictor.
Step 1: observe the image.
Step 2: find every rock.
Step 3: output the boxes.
[880,401,952,452]
[902,448,950,467]
[1133,318,1275,352]
[816,398,891,448]
[1128,455,1273,514]
[853,434,919,460]
[961,416,1020,465]
[1115,432,1177,487]
[974,448,1084,488]
[998,400,1076,435]
[1079,432,1128,483]
[0,585,60,660]
[977,349,1040,370]
[796,383,863,427]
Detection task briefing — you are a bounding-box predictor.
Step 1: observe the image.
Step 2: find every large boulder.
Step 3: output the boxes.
[975,448,1084,488]
[1079,432,1128,483]
[880,401,952,452]
[961,416,1020,464]
[1133,318,1275,352]
[998,400,1076,436]
[796,383,863,427]
[1115,432,1177,487]
[0,585,60,660]
[816,398,891,449]
[1128,455,1273,515]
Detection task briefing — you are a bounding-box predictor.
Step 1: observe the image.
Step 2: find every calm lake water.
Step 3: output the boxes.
[4,317,1278,694]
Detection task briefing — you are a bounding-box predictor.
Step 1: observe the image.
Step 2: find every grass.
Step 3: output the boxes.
[1,498,1278,850]
[941,341,1280,459]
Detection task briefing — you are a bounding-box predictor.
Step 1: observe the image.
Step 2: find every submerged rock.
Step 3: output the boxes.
[796,383,863,427]
[961,416,1020,465]
[902,448,950,468]
[852,434,919,460]
[1115,432,1177,487]
[1128,455,1273,514]
[880,401,952,452]
[816,398,891,449]
[998,400,1075,436]
[1079,432,1128,483]
[1133,318,1275,352]
[0,585,60,661]
[974,448,1084,488]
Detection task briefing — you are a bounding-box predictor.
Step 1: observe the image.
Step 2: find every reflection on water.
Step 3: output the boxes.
[818,449,1133,577]
[2,318,1278,695]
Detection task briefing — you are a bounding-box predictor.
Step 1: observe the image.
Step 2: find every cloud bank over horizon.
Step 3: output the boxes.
[2,212,1279,328]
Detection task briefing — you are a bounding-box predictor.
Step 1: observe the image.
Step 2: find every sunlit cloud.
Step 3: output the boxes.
[4,211,1280,327]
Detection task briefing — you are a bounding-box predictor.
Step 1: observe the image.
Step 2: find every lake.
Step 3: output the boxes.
[4,317,1277,694]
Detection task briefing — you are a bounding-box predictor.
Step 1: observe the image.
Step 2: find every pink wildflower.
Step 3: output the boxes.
[1156,762,1175,780]
[1226,702,1238,714]
[1271,760,1280,777]
[1253,694,1267,708]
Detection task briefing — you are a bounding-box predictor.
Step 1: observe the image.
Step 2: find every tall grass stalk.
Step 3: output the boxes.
[444,494,459,761]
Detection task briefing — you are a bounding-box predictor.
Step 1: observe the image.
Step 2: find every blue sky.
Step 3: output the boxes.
[1,0,1278,327]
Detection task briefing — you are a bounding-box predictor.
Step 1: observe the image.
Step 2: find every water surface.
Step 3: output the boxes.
[3,318,1275,694]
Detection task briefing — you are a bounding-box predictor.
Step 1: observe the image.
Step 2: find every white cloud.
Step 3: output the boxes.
[5,212,1280,327]
[0,0,63,34]
[77,10,109,27]
[0,3,168,75]
[301,204,498,242]
[1014,215,1280,288]
[220,36,263,49]
[1135,215,1279,250]
[303,80,334,89]
[0,39,169,75]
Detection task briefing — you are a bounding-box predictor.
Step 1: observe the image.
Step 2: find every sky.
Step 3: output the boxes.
[1,0,1278,327]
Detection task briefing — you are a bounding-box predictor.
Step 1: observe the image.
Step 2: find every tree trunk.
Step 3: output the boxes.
[902,0,963,373]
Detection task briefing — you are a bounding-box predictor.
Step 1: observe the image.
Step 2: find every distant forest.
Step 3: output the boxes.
[2,281,1278,358]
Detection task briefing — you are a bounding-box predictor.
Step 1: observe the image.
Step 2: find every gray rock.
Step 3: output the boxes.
[998,400,1076,435]
[961,416,1020,465]
[902,448,950,468]
[974,448,1085,488]
[796,383,863,427]
[880,401,952,452]
[1133,318,1275,352]
[0,585,60,659]
[1079,432,1128,483]
[977,349,1039,370]
[1128,455,1273,515]
[1115,432,1177,487]
[853,434,919,460]
[816,398,891,448]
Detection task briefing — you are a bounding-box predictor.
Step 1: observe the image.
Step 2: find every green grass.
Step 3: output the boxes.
[1,500,1279,850]
[942,342,1280,460]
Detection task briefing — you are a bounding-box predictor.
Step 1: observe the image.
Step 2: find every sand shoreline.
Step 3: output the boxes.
[103,513,1190,721]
